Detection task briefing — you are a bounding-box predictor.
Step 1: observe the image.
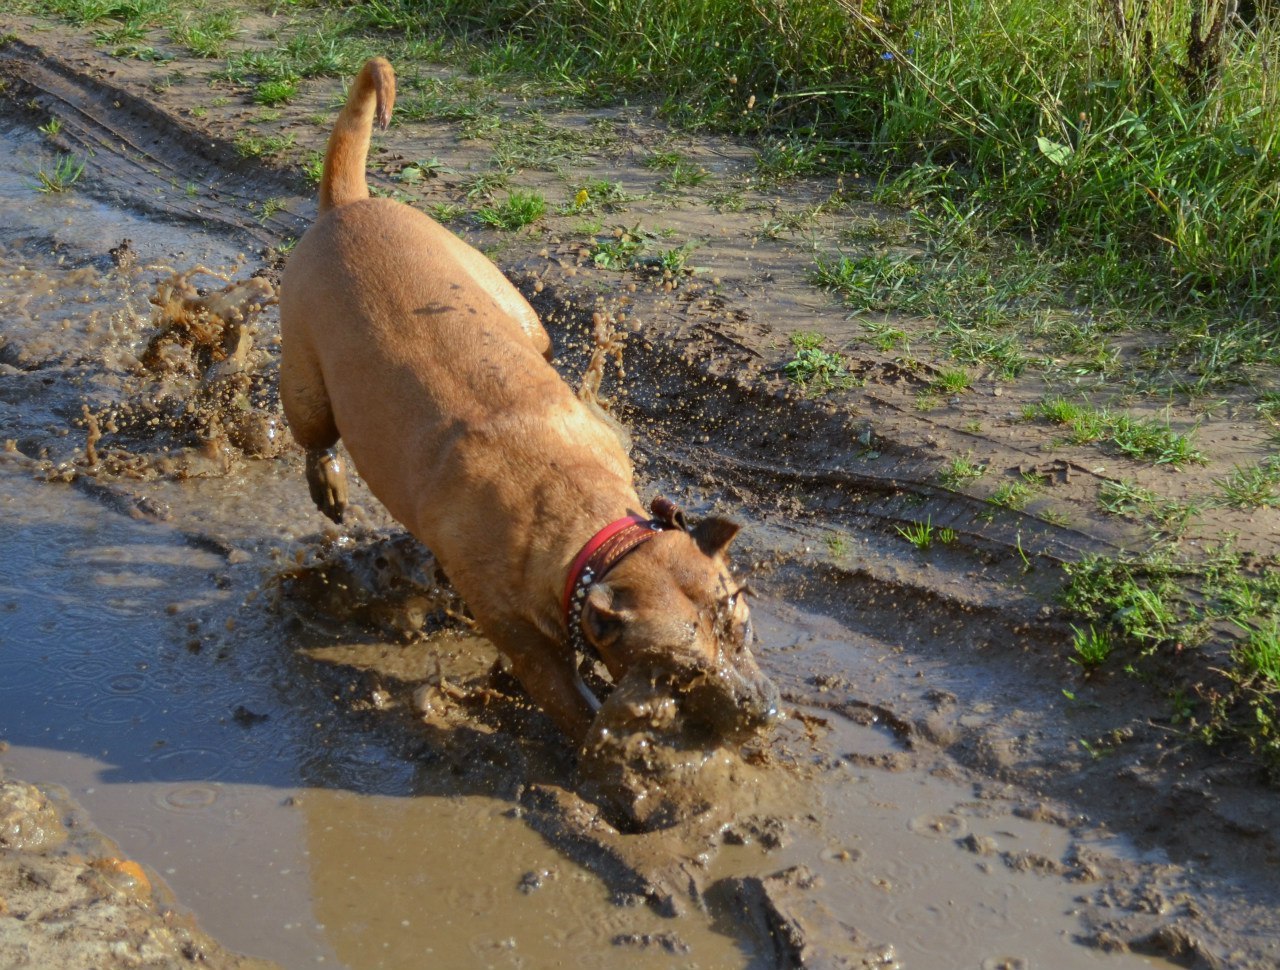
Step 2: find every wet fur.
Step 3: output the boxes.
[278,58,775,743]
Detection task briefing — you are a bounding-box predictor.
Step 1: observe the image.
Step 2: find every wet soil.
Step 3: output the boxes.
[1,14,1279,970]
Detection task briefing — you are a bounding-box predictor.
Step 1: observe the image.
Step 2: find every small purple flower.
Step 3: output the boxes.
[881,51,894,60]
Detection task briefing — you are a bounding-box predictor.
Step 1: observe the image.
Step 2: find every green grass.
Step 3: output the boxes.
[1063,549,1280,773]
[937,454,986,489]
[783,331,852,393]
[33,153,85,192]
[895,516,956,550]
[233,130,295,158]
[1025,396,1204,466]
[171,8,238,58]
[475,190,546,230]
[1214,458,1280,509]
[254,77,299,106]
[1070,624,1113,673]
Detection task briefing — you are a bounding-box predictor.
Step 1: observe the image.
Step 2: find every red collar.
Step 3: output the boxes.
[561,497,686,654]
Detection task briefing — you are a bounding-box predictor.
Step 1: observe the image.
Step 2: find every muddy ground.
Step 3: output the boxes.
[0,13,1278,970]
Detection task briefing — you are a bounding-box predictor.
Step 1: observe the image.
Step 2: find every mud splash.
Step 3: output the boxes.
[1,40,1277,970]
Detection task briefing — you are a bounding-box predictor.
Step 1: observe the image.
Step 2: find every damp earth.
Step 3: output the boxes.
[1,19,1279,970]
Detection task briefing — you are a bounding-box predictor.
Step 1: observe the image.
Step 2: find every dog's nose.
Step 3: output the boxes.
[680,664,781,740]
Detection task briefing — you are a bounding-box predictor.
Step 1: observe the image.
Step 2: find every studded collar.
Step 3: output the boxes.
[561,497,686,658]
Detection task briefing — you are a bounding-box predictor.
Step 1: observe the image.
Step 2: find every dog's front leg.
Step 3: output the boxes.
[500,630,598,745]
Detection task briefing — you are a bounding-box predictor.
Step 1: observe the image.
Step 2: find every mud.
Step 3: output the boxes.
[0,16,1278,970]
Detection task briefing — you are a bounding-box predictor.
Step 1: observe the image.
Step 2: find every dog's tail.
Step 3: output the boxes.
[318,57,396,214]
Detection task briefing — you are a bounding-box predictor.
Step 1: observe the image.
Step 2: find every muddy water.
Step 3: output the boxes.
[0,112,1183,969]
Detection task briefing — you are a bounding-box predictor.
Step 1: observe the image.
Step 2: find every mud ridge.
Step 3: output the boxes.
[0,37,308,244]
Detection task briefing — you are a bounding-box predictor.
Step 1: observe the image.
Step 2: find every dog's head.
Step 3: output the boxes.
[578,516,779,739]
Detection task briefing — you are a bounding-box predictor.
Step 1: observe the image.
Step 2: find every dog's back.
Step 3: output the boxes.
[279,59,637,633]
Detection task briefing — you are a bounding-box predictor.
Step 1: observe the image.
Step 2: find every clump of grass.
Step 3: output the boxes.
[590,227,647,270]
[895,516,956,551]
[1064,549,1280,773]
[37,117,62,138]
[991,479,1033,511]
[783,331,852,393]
[171,8,238,58]
[34,153,85,193]
[660,162,710,192]
[476,190,546,230]
[1070,624,1113,673]
[563,180,631,215]
[1214,459,1280,509]
[937,454,986,489]
[255,77,299,106]
[1026,396,1204,466]
[233,130,295,158]
[932,367,971,393]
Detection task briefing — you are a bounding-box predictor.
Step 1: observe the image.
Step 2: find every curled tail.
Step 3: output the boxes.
[318,57,396,214]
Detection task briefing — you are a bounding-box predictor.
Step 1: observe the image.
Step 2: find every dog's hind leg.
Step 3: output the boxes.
[280,335,349,524]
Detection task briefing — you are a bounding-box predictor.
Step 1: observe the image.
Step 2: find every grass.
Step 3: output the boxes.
[1070,625,1113,673]
[1214,458,1280,509]
[233,131,295,158]
[34,153,85,192]
[1025,396,1204,466]
[783,331,852,393]
[937,454,986,489]
[171,8,238,58]
[475,190,546,230]
[895,516,956,550]
[1063,549,1280,773]
[254,77,300,106]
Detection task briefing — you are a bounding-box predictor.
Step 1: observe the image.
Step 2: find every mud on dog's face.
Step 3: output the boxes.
[579,517,779,738]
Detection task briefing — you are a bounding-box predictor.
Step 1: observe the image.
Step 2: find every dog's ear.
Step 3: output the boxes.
[582,584,628,649]
[691,516,740,559]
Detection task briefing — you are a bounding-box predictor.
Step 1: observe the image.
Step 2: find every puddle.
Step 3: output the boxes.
[0,107,1216,969]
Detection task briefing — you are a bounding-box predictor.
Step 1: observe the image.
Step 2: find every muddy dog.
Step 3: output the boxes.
[278,57,778,744]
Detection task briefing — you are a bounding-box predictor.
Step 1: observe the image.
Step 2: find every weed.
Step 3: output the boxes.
[300,151,324,185]
[1026,397,1204,467]
[1098,479,1158,516]
[33,153,85,193]
[937,454,986,489]
[1214,459,1280,509]
[233,131,295,158]
[476,190,546,230]
[991,479,1032,511]
[1069,624,1113,672]
[642,150,683,170]
[563,180,631,215]
[825,533,848,558]
[933,367,971,393]
[172,9,238,58]
[428,202,467,223]
[1238,620,1280,690]
[783,332,851,393]
[37,117,62,138]
[591,227,647,270]
[462,169,511,201]
[1258,393,1280,424]
[895,516,955,551]
[255,77,299,106]
[661,162,710,192]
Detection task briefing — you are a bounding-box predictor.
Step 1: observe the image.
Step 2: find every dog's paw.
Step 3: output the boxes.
[305,447,349,524]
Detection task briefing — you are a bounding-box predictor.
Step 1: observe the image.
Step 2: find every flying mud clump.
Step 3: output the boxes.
[71,266,285,482]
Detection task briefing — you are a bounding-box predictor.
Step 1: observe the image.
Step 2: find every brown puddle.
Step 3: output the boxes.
[0,104,1252,970]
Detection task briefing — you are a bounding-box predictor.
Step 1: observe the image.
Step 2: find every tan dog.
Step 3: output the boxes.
[278,58,778,743]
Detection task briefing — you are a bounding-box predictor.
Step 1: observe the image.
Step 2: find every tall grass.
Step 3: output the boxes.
[331,0,1280,305]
